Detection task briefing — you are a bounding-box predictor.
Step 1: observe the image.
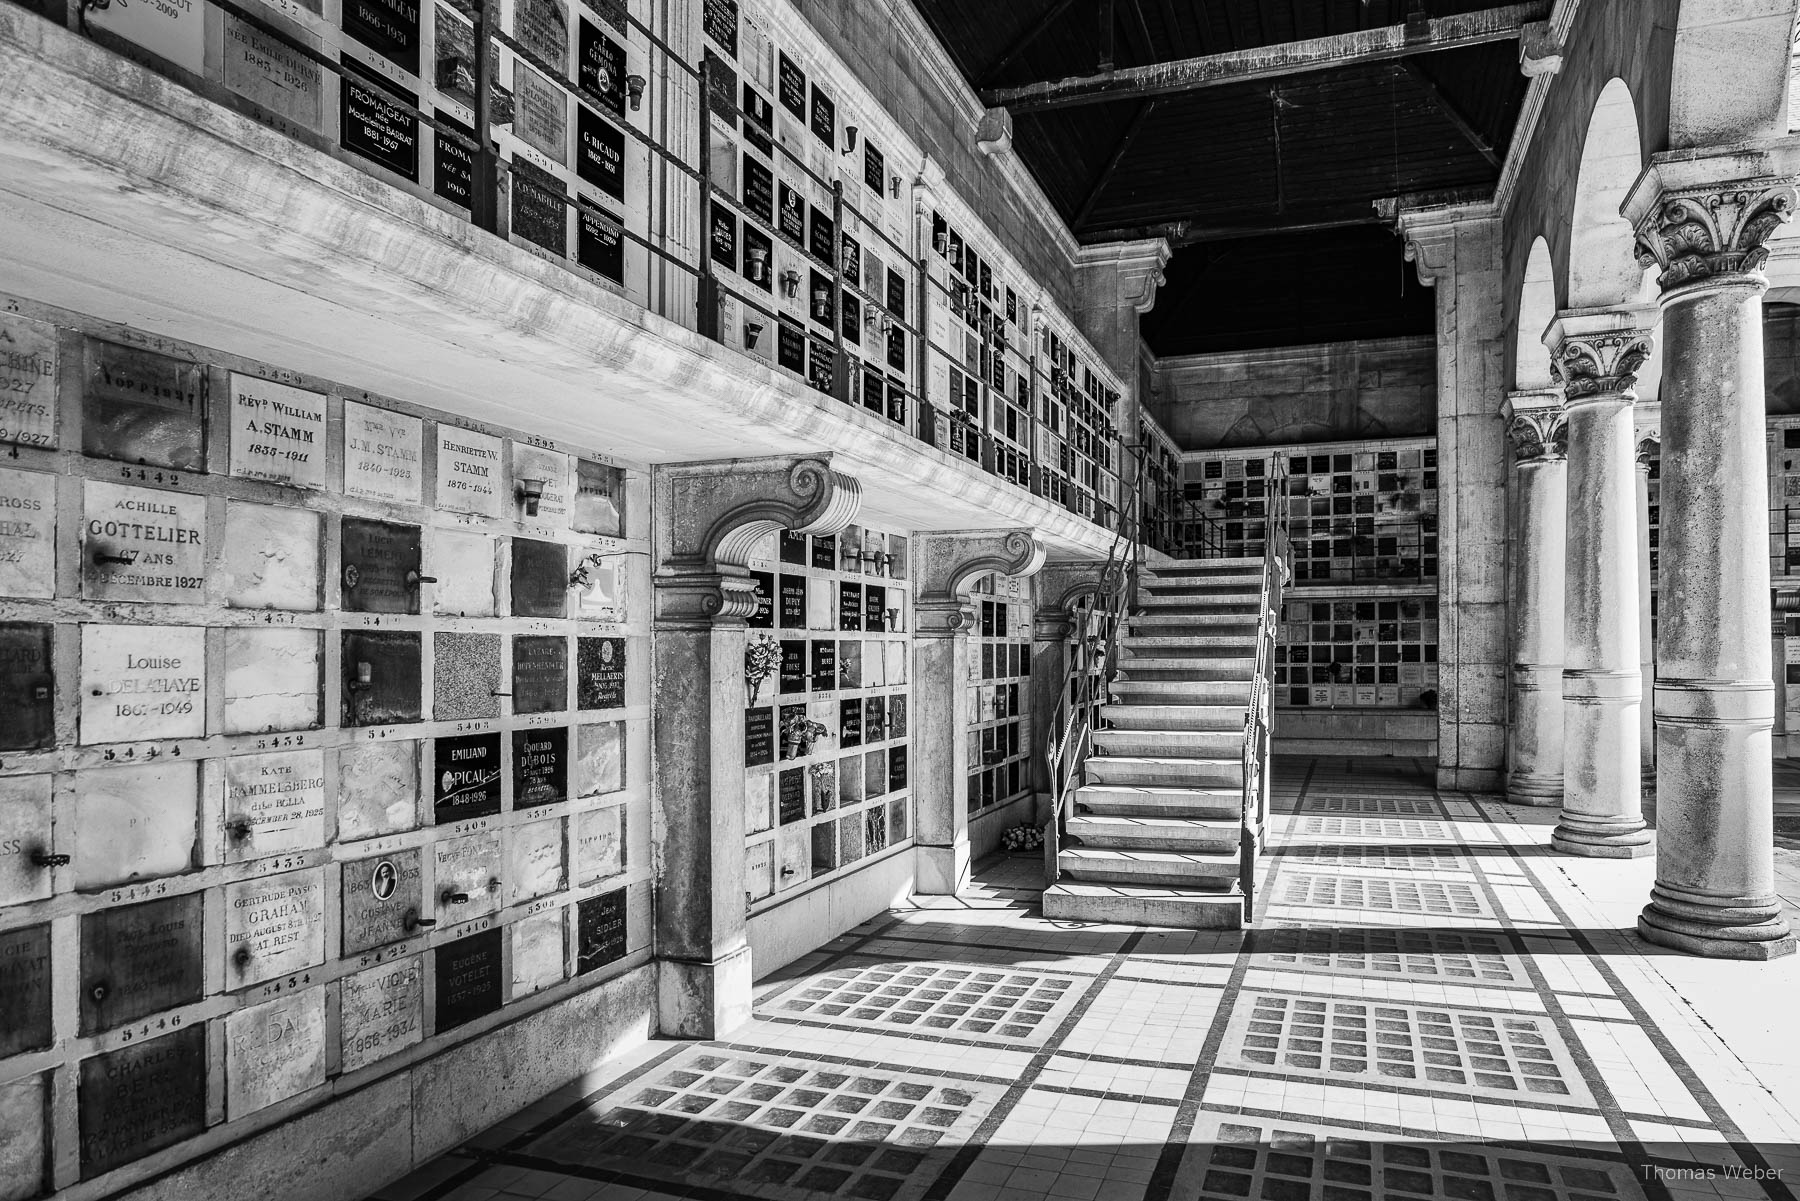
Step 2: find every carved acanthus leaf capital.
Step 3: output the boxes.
[1506,408,1568,463]
[1635,433,1661,466]
[1632,178,1799,292]
[1544,314,1655,403]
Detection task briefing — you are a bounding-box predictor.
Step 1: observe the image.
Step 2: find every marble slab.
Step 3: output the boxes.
[0,774,52,907]
[77,1026,206,1180]
[224,987,326,1117]
[432,632,501,721]
[513,725,568,809]
[510,815,565,902]
[575,887,626,974]
[431,529,497,616]
[228,373,327,488]
[222,627,321,735]
[0,923,51,1057]
[78,893,204,1034]
[342,849,422,954]
[224,868,326,988]
[434,830,502,917]
[437,426,503,518]
[574,804,622,883]
[80,481,206,605]
[434,732,502,823]
[573,721,623,797]
[80,623,205,744]
[0,1071,46,1199]
[0,311,58,449]
[222,501,321,610]
[0,622,53,752]
[0,467,55,598]
[73,763,198,889]
[435,928,502,1031]
[81,340,205,472]
[511,909,565,997]
[221,749,326,862]
[342,401,423,504]
[336,740,419,840]
[339,956,423,1073]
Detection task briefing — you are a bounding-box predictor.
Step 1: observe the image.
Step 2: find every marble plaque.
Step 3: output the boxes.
[576,203,626,283]
[888,694,907,737]
[809,534,835,571]
[746,839,773,901]
[511,444,571,529]
[745,773,772,835]
[82,340,205,471]
[837,640,861,689]
[570,459,624,536]
[223,627,322,735]
[514,0,568,72]
[575,887,626,974]
[886,640,906,685]
[435,928,502,1031]
[778,574,805,628]
[78,893,204,1034]
[229,374,327,488]
[224,868,325,988]
[778,768,804,825]
[435,830,501,916]
[73,763,197,889]
[710,206,737,269]
[808,82,834,146]
[862,695,884,741]
[339,956,423,1072]
[513,726,568,808]
[80,481,206,605]
[779,639,807,696]
[342,848,422,954]
[778,183,805,245]
[341,64,419,180]
[777,825,807,890]
[0,312,57,448]
[0,775,49,907]
[343,401,424,503]
[0,1072,45,1201]
[513,635,568,713]
[341,630,422,726]
[810,640,838,693]
[837,582,861,631]
[225,987,326,1117]
[515,62,568,166]
[224,15,324,131]
[0,468,55,599]
[342,0,421,71]
[574,721,623,796]
[511,538,568,618]
[337,740,419,840]
[78,1026,207,1180]
[222,749,326,862]
[434,732,502,822]
[838,697,861,747]
[576,636,626,710]
[0,622,53,751]
[512,158,568,256]
[747,569,774,629]
[742,155,773,222]
[744,706,773,768]
[0,924,52,1057]
[576,104,625,199]
[511,909,564,996]
[574,804,622,882]
[777,51,804,118]
[889,746,908,792]
[223,502,321,610]
[703,0,735,53]
[341,516,422,613]
[511,815,565,901]
[433,632,501,721]
[864,584,886,632]
[437,427,503,517]
[576,18,626,116]
[432,529,497,616]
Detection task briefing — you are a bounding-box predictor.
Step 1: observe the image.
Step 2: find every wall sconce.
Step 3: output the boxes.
[889,173,902,199]
[811,285,832,320]
[842,124,859,154]
[839,543,865,570]
[745,245,769,282]
[93,547,139,567]
[517,476,547,516]
[884,606,900,629]
[625,74,647,111]
[932,230,948,254]
[779,268,801,298]
[743,321,764,350]
[349,661,373,691]
[877,552,894,573]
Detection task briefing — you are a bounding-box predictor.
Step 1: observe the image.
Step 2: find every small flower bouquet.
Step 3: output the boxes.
[781,712,830,758]
[1001,823,1044,855]
[745,635,780,703]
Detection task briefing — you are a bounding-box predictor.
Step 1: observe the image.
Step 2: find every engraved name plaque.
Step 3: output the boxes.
[513,725,568,808]
[779,639,805,694]
[342,400,423,503]
[577,19,626,115]
[838,698,861,747]
[576,104,625,199]
[224,868,325,988]
[340,64,419,181]
[79,893,204,1035]
[778,574,805,628]
[341,630,422,726]
[576,636,626,710]
[229,374,327,488]
[222,749,326,862]
[510,815,565,902]
[744,706,773,768]
[514,63,568,166]
[512,159,568,256]
[224,15,325,132]
[337,740,419,840]
[514,0,568,73]
[513,634,568,713]
[577,201,626,283]
[434,732,502,822]
[574,804,622,882]
[435,927,502,1031]
[339,956,422,1072]
[342,849,423,954]
[0,622,54,751]
[747,569,774,629]
[78,1026,206,1180]
[76,622,202,736]
[435,831,502,917]
[575,887,627,974]
[512,909,565,996]
[83,340,206,471]
[571,458,625,536]
[511,443,571,528]
[0,468,55,599]
[0,312,58,448]
[341,516,422,613]
[511,538,568,618]
[778,768,804,824]
[73,762,198,889]
[437,426,503,517]
[810,640,836,692]
[342,0,420,71]
[0,923,52,1057]
[838,582,861,631]
[225,988,326,1117]
[80,481,206,605]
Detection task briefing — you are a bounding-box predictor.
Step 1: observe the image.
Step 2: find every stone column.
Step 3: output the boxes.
[652,456,862,1034]
[1635,419,1660,794]
[1501,390,1568,806]
[912,531,1048,895]
[1545,310,1655,857]
[1626,159,1798,958]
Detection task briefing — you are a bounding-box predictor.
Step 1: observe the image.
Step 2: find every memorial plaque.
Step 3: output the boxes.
[341,630,423,726]
[742,155,774,222]
[0,622,53,751]
[746,839,773,900]
[575,887,627,974]
[78,1026,206,1180]
[778,182,805,244]
[342,0,420,71]
[837,582,861,631]
[435,830,502,917]
[222,749,327,863]
[838,640,861,689]
[434,732,502,823]
[433,529,497,616]
[0,312,57,449]
[838,698,861,747]
[864,584,886,632]
[83,340,205,471]
[778,574,805,628]
[863,140,885,195]
[342,848,423,954]
[511,815,565,901]
[225,868,325,988]
[807,336,834,394]
[73,763,197,889]
[223,627,322,735]
[571,459,624,536]
[434,107,476,208]
[575,720,623,796]
[809,83,834,146]
[341,63,419,181]
[79,893,203,1034]
[512,443,572,529]
[433,632,501,721]
[225,988,326,1117]
[742,84,773,155]
[511,538,568,618]
[437,426,503,517]
[514,156,570,256]
[0,1074,42,1201]
[574,804,624,882]
[806,533,833,570]
[512,634,568,714]
[224,15,324,131]
[339,956,422,1072]
[810,640,836,692]
[229,374,327,488]
[0,775,51,908]
[577,200,626,283]
[515,63,568,166]
[863,749,887,800]
[514,0,568,73]
[337,740,418,840]
[0,923,52,1056]
[808,209,835,266]
[778,768,804,825]
[862,695,884,742]
[342,400,424,503]
[887,640,907,686]
[778,639,805,694]
[577,18,626,116]
[777,51,805,119]
[341,516,422,613]
[888,695,907,738]
[744,705,774,767]
[223,501,321,610]
[576,636,626,710]
[702,0,736,54]
[513,726,568,808]
[436,928,502,1031]
[747,569,774,629]
[0,468,55,599]
[889,746,908,792]
[512,909,565,996]
[80,481,206,605]
[777,318,805,373]
[710,206,738,270]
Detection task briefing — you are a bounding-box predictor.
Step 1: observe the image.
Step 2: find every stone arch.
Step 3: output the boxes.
[1668,0,1800,150]
[1568,78,1649,310]
[1515,237,1559,390]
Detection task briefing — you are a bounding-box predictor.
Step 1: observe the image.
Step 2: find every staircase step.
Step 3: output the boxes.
[1085,755,1243,788]
[1067,814,1242,852]
[1043,881,1246,929]
[1059,847,1241,888]
[1129,609,1262,626]
[1136,592,1261,610]
[1093,728,1243,758]
[1111,677,1253,703]
[1099,703,1246,731]
[1074,784,1243,819]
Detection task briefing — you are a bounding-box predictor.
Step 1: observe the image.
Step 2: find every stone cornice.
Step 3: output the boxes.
[1543,309,1656,403]
[1380,198,1501,286]
[913,530,1049,636]
[1074,239,1174,315]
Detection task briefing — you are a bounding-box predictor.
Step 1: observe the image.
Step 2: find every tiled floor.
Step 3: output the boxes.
[370,758,1800,1201]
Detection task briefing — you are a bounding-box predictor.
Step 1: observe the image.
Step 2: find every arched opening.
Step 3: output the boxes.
[1567,78,1647,311]
[1515,237,1557,389]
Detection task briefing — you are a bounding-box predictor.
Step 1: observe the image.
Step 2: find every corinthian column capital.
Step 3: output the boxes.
[1502,389,1567,463]
[1544,310,1656,405]
[1632,179,1798,292]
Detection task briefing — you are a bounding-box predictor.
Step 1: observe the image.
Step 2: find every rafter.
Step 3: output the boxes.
[1073,100,1156,229]
[981,2,1548,112]
[976,0,1083,87]
[1397,60,1501,168]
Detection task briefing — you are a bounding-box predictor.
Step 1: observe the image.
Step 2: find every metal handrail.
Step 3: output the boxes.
[1237,464,1290,921]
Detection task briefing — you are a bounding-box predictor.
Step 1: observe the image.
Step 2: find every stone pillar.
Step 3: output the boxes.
[1545,310,1655,858]
[1635,418,1661,793]
[912,530,1048,895]
[652,456,862,1034]
[1626,158,1798,958]
[1501,390,1568,805]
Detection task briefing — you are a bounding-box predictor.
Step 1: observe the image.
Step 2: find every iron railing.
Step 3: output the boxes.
[1237,497,1289,919]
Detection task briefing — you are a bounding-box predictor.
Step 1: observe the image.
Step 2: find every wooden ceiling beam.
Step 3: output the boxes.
[981,2,1548,111]
[1073,100,1157,228]
[1079,214,1391,246]
[976,0,1083,87]
[1397,60,1501,168]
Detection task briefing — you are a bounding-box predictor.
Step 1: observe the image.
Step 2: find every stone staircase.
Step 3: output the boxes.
[1043,557,1267,929]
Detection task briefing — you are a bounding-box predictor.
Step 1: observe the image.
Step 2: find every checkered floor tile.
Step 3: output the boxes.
[1278,874,1491,917]
[1257,927,1520,984]
[1292,816,1457,840]
[1300,796,1446,816]
[1280,844,1469,872]
[770,961,1085,1045]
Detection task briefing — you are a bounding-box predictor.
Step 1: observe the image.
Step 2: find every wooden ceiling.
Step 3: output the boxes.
[911,0,1536,355]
